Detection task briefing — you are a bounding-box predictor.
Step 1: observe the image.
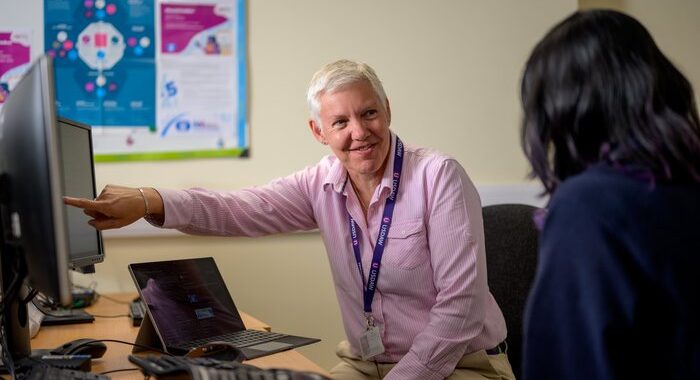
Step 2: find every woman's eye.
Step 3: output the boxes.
[332,120,348,129]
[364,110,378,118]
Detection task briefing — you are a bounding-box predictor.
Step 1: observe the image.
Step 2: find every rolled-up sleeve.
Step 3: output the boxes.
[155,169,318,237]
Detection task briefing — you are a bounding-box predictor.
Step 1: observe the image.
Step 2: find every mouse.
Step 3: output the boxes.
[51,338,107,358]
[185,341,245,362]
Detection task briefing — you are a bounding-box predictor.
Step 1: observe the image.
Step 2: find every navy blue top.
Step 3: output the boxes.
[523,165,700,380]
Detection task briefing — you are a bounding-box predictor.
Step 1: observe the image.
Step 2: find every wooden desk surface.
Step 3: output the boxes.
[31,293,328,378]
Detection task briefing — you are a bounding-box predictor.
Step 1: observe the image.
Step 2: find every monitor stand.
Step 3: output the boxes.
[0,176,92,374]
[41,308,95,325]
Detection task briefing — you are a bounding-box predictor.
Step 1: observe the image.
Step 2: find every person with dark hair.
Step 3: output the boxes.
[520,9,700,380]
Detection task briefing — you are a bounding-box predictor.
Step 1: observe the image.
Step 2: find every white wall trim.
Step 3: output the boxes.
[476,182,547,207]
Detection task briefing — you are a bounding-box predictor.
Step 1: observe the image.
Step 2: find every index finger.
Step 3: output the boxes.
[63,196,103,212]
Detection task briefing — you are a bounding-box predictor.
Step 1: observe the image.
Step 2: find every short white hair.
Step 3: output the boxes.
[306,59,388,129]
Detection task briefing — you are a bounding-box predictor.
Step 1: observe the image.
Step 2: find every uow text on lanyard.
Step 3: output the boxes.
[348,137,404,328]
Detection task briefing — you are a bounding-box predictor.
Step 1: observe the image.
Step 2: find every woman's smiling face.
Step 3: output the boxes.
[309,80,392,182]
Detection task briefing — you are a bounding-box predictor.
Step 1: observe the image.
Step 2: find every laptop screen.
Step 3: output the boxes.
[129,258,246,346]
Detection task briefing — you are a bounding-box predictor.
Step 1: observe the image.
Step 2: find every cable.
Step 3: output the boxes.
[32,294,132,319]
[0,270,21,315]
[0,245,29,316]
[20,287,39,304]
[0,269,21,376]
[99,367,141,375]
[93,292,130,305]
[33,292,51,305]
[30,298,69,319]
[32,298,129,319]
[66,338,172,356]
[0,314,16,377]
[92,314,129,318]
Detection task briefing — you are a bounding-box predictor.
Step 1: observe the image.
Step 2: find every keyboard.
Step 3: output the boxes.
[17,365,110,379]
[129,354,330,380]
[190,330,285,348]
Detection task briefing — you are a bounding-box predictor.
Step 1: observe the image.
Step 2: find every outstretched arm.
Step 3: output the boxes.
[63,185,164,230]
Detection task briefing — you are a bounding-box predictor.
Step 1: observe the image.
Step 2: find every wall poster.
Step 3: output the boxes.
[0,29,32,112]
[44,0,248,161]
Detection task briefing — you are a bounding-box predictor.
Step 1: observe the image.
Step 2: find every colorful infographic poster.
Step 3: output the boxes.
[45,0,156,159]
[0,30,32,111]
[44,0,247,161]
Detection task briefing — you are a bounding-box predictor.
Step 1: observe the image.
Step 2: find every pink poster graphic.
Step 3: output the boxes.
[0,30,31,106]
[161,3,232,55]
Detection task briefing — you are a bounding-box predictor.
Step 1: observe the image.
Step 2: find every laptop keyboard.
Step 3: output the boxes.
[191,330,286,348]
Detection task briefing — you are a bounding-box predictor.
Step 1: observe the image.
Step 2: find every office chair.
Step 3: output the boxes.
[482,203,539,378]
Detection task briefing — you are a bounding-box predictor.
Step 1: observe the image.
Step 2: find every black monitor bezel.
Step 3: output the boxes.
[0,53,72,366]
[0,55,72,307]
[57,116,105,270]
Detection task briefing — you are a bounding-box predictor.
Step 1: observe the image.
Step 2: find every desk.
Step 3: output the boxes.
[31,293,328,379]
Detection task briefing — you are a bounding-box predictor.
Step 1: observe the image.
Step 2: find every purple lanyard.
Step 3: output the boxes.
[348,137,404,315]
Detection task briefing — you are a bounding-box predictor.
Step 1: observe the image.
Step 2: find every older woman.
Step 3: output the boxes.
[66,60,514,380]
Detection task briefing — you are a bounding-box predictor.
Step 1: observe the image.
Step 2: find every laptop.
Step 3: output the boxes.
[128,257,320,360]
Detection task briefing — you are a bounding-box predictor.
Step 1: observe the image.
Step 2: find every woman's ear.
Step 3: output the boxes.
[308,119,327,144]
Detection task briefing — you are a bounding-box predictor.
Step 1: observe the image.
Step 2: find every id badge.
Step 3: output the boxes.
[359,325,385,360]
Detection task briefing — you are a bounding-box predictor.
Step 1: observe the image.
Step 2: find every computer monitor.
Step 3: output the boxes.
[0,55,72,364]
[58,117,104,272]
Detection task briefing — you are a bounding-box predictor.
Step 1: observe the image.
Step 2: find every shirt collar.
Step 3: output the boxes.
[323,132,397,195]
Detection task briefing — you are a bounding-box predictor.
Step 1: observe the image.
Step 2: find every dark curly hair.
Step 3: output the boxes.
[521,9,700,194]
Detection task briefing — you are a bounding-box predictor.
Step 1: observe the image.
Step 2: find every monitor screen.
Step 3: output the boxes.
[58,117,104,269]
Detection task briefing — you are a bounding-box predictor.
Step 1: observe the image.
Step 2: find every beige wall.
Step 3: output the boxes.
[7,0,700,371]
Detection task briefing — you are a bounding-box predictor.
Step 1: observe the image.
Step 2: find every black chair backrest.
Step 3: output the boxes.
[483,203,539,379]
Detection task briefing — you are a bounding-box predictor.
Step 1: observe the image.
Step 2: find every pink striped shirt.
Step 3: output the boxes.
[156,134,506,379]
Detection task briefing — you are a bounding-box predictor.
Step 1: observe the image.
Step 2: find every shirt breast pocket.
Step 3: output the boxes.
[384,220,428,270]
